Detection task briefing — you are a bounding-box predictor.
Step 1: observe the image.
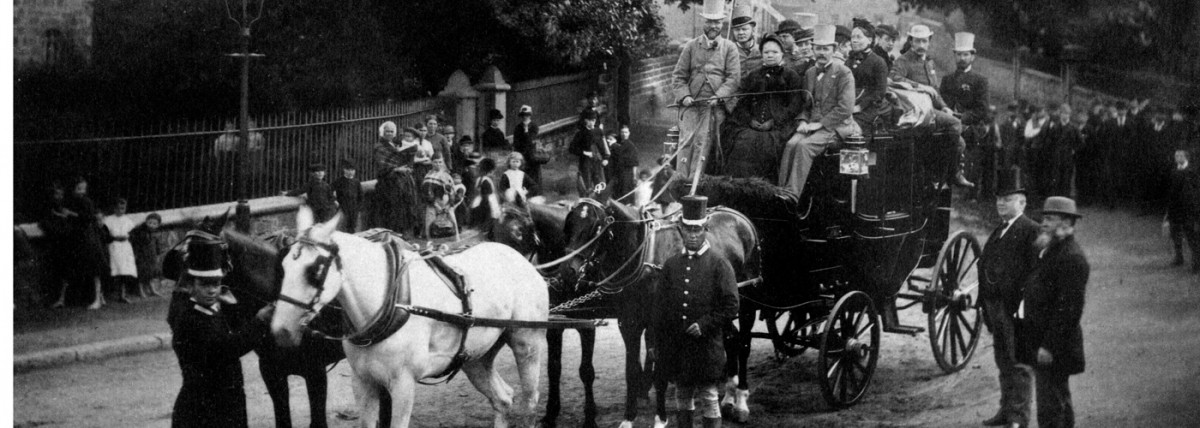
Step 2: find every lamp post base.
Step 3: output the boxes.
[235,200,252,233]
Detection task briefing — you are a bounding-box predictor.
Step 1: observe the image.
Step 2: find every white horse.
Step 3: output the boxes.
[270,207,548,428]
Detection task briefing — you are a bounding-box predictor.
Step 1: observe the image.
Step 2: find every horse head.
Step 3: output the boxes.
[649,163,686,206]
[272,205,345,348]
[221,228,288,309]
[492,192,537,257]
[562,196,642,289]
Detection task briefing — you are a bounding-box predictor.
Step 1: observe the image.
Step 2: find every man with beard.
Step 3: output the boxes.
[671,0,739,179]
[730,4,761,78]
[979,171,1038,427]
[891,24,975,188]
[940,32,994,196]
[651,195,739,428]
[778,24,860,196]
[1016,196,1089,428]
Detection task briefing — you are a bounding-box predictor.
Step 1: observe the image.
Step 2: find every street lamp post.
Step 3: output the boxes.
[226,0,264,233]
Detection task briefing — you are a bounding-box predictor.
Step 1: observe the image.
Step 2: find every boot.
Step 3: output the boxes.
[702,417,722,428]
[676,410,693,428]
[951,137,975,188]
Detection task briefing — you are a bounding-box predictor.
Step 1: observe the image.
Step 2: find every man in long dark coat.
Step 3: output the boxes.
[169,239,273,428]
[1017,197,1090,428]
[652,195,739,428]
[979,171,1039,427]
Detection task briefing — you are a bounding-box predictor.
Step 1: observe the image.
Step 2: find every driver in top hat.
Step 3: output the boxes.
[670,0,741,180]
[651,195,739,428]
[168,238,274,428]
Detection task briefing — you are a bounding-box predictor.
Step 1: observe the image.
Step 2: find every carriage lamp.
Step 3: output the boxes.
[839,148,871,176]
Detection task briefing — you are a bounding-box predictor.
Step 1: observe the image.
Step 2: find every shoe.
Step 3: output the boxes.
[1173,257,1185,267]
[954,173,976,188]
[982,413,1008,426]
[87,301,103,310]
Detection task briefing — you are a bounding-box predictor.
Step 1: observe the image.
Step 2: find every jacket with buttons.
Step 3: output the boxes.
[671,35,741,103]
[652,241,739,385]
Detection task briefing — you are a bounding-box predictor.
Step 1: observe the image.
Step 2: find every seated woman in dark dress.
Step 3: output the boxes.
[846,19,890,135]
[720,34,805,183]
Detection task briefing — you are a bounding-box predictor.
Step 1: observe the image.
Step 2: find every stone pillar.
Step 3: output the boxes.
[438,70,480,143]
[474,65,512,135]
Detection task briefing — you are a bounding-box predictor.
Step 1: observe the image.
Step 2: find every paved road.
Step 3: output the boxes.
[14,205,1200,427]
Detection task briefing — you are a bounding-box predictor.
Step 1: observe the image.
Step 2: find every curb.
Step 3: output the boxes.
[14,333,173,373]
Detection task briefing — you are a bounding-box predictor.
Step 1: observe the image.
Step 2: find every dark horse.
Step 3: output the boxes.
[558,192,762,427]
[170,213,346,428]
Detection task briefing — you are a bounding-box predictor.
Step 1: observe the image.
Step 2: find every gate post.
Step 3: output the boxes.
[474,65,511,136]
[439,70,480,143]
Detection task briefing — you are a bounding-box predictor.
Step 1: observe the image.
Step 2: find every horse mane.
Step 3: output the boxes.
[668,172,802,221]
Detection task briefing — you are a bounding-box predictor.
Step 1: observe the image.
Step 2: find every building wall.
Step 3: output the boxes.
[13,0,93,69]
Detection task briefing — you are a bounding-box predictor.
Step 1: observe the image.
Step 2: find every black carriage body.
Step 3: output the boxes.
[744,130,954,308]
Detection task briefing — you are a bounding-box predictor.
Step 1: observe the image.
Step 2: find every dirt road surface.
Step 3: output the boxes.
[14,205,1200,427]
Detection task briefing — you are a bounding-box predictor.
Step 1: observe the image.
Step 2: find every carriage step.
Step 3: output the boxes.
[884,324,925,335]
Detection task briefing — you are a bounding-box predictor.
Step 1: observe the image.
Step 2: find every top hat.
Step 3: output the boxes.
[518,105,533,116]
[681,195,709,226]
[698,0,727,20]
[812,24,837,46]
[795,12,818,30]
[954,32,976,52]
[488,108,504,120]
[776,19,802,36]
[908,24,933,39]
[187,239,227,278]
[731,1,754,29]
[995,169,1026,197]
[1041,196,1082,219]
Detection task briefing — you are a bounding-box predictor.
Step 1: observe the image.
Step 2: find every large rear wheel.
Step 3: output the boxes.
[818,291,881,408]
[766,309,821,358]
[927,230,984,373]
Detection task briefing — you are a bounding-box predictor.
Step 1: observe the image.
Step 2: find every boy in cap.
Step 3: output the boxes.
[284,163,339,223]
[651,195,739,428]
[332,160,362,233]
[169,238,274,428]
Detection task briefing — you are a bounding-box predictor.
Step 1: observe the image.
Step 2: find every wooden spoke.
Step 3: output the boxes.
[820,291,881,408]
[927,231,985,373]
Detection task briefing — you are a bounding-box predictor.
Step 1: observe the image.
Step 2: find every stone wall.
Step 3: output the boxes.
[13,0,93,69]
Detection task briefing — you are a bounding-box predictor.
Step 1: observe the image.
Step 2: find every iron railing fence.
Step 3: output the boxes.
[15,98,450,218]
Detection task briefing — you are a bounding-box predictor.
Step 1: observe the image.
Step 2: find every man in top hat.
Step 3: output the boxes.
[778,24,860,197]
[889,24,975,188]
[730,2,761,78]
[285,162,338,223]
[671,0,740,180]
[169,238,274,428]
[940,32,994,190]
[979,170,1039,427]
[651,195,739,428]
[1016,196,1089,428]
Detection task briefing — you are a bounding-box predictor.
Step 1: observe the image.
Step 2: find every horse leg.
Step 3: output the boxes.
[384,375,417,428]
[507,328,545,428]
[260,359,293,428]
[541,329,564,428]
[350,374,381,428]
[303,367,330,428]
[463,342,515,428]
[579,328,599,428]
[618,322,646,428]
[732,307,756,423]
[720,321,739,417]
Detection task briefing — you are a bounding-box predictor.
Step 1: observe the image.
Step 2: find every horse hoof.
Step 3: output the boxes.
[618,420,635,428]
[653,415,670,428]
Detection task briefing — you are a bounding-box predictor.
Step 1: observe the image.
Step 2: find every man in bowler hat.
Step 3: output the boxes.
[651,195,739,428]
[1016,196,1090,428]
[980,171,1039,427]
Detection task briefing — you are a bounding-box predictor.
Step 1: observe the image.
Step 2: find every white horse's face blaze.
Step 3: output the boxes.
[271,206,342,347]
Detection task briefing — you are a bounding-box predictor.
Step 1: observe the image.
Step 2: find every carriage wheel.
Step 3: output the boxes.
[818,291,881,408]
[926,231,984,373]
[766,309,821,358]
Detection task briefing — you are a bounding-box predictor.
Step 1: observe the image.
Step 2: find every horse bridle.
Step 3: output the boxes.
[277,235,342,316]
[567,199,615,278]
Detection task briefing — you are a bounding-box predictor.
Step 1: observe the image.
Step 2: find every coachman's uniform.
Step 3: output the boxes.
[653,241,739,386]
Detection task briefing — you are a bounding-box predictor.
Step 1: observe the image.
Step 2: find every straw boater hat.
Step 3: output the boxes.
[954,32,976,52]
[995,169,1026,197]
[731,2,754,29]
[698,0,726,20]
[908,24,933,39]
[1042,197,1082,219]
[812,24,837,47]
[681,195,709,226]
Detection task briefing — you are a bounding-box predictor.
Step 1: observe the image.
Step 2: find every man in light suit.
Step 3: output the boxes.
[670,0,740,179]
[778,24,860,196]
[980,170,1039,427]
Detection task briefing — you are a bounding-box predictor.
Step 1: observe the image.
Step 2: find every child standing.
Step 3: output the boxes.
[132,212,174,297]
[285,163,338,223]
[333,160,363,233]
[422,154,459,239]
[102,198,139,303]
[633,168,656,209]
[499,152,539,202]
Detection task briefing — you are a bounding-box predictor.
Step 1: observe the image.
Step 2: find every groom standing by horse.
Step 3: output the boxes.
[652,196,740,428]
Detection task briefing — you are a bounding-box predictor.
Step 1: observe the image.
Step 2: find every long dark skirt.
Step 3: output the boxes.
[720,124,792,184]
[372,170,420,237]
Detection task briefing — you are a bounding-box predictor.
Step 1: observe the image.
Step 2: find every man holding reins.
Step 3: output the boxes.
[670,0,740,180]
